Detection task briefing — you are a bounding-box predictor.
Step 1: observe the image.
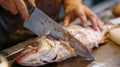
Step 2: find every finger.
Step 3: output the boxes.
[14,0,29,20]
[96,17,103,31]
[28,0,36,7]
[76,7,87,27]
[84,6,98,31]
[63,15,70,26]
[4,0,18,14]
[89,15,98,31]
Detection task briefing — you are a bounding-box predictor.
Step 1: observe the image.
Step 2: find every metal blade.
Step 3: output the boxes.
[24,8,94,60]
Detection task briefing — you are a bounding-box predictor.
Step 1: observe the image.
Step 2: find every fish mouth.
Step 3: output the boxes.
[16,49,38,66]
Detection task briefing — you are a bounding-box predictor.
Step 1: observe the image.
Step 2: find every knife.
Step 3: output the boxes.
[24,1,94,60]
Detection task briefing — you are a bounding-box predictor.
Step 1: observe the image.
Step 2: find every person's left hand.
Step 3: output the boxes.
[63,1,103,31]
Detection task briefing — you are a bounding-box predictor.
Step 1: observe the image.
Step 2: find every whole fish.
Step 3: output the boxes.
[16,24,111,66]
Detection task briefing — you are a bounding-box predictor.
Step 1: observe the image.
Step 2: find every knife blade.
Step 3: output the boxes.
[24,2,94,60]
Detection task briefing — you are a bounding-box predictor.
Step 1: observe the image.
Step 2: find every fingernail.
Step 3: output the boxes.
[94,27,98,31]
[96,28,99,31]
[12,10,18,14]
[23,14,29,20]
[100,28,103,31]
[100,26,103,31]
[83,24,87,27]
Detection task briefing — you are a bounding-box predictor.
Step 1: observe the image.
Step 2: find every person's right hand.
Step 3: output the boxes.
[0,0,35,20]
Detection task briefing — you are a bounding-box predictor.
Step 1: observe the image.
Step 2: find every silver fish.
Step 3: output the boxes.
[16,24,111,66]
[16,36,76,66]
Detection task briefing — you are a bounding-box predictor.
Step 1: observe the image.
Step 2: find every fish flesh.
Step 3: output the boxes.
[16,36,77,66]
[16,24,110,66]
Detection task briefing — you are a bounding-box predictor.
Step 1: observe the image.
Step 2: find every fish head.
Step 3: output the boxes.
[16,41,42,66]
[16,37,55,66]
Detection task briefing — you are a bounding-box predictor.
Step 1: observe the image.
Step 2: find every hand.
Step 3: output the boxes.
[0,0,35,20]
[63,0,103,31]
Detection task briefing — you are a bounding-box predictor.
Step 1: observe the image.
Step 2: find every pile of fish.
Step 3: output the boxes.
[16,24,110,66]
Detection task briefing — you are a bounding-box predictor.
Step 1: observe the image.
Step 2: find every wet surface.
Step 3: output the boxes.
[11,40,120,67]
[88,41,120,67]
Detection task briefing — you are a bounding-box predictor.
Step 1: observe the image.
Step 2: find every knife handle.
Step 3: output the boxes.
[24,0,35,14]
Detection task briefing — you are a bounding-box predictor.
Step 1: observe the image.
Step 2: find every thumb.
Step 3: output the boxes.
[63,15,70,26]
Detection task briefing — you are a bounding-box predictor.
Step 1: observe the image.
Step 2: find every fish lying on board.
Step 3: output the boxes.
[16,36,77,66]
[16,24,110,66]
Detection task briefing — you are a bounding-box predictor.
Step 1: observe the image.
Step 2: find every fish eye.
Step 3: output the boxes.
[22,41,39,52]
[30,42,38,47]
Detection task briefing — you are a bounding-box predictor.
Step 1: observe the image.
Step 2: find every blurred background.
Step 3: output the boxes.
[58,0,120,23]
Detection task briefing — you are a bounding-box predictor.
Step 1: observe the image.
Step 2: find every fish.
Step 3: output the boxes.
[16,36,77,66]
[16,24,111,66]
